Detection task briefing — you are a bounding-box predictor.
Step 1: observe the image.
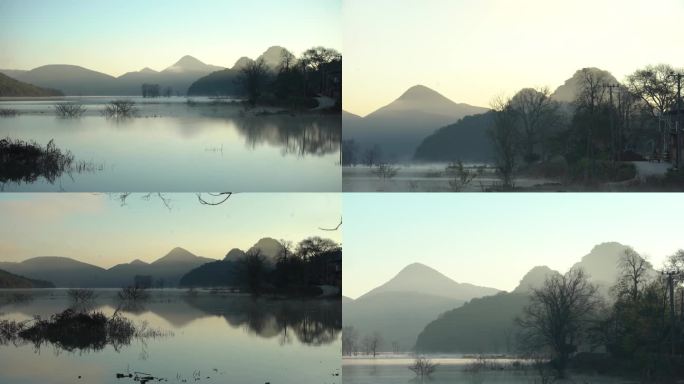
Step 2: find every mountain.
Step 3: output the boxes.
[571,242,656,292]
[0,73,63,97]
[343,263,500,351]
[362,263,500,301]
[413,111,495,162]
[257,46,288,70]
[1,56,225,96]
[414,242,651,353]
[162,55,223,74]
[224,248,246,261]
[1,65,119,96]
[0,268,54,288]
[179,238,285,288]
[0,257,109,288]
[343,85,489,161]
[415,292,530,353]
[0,248,213,288]
[186,46,288,96]
[512,265,561,293]
[247,237,285,261]
[551,67,619,103]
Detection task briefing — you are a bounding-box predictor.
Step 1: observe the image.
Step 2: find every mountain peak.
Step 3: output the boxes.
[232,56,254,70]
[551,67,618,103]
[513,266,561,293]
[129,259,148,266]
[163,55,220,73]
[361,262,500,301]
[153,247,198,264]
[398,85,448,101]
[139,67,157,73]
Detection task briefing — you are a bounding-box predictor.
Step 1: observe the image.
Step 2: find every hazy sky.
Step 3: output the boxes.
[343,0,684,116]
[343,193,684,298]
[0,0,341,76]
[0,193,340,268]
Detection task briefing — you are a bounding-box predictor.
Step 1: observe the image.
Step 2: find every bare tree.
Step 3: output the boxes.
[615,249,651,302]
[408,356,438,377]
[342,326,359,356]
[238,58,269,105]
[362,145,382,167]
[510,87,560,163]
[362,332,382,357]
[489,96,520,190]
[626,64,678,119]
[516,268,602,378]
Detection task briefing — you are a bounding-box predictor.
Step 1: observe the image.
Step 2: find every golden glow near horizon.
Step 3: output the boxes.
[343,0,684,117]
[0,193,341,269]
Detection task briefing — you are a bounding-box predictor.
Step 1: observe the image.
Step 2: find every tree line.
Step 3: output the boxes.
[237,46,341,109]
[490,64,684,190]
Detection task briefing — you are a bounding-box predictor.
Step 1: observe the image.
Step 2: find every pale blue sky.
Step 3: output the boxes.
[0,193,341,268]
[0,0,341,76]
[343,193,684,298]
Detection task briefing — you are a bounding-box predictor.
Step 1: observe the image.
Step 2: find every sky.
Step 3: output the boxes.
[343,0,684,116]
[343,193,684,298]
[0,193,341,268]
[0,0,341,76]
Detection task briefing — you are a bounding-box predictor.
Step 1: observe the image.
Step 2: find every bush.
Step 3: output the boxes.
[0,137,74,184]
[55,103,86,117]
[0,109,19,117]
[102,100,136,118]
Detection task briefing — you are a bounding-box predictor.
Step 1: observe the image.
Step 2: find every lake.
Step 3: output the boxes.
[342,356,632,384]
[0,97,341,192]
[0,289,341,384]
[342,164,554,192]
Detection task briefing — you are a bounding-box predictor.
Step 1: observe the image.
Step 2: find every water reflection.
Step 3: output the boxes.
[183,295,341,346]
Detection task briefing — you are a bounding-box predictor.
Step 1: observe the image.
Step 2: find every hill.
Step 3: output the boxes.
[186,46,289,96]
[0,257,109,288]
[414,242,650,353]
[343,85,489,161]
[413,111,495,162]
[0,73,63,97]
[551,67,619,103]
[343,263,500,351]
[0,268,54,288]
[1,55,225,96]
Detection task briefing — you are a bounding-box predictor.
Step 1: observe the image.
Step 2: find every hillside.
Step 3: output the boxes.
[0,269,54,288]
[343,85,488,161]
[343,263,499,351]
[0,257,108,288]
[551,67,619,103]
[414,242,648,353]
[413,111,494,162]
[0,73,63,97]
[186,46,289,96]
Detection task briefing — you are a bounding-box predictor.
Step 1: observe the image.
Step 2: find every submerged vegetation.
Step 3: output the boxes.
[55,102,86,117]
[0,137,74,184]
[0,308,170,352]
[0,137,102,186]
[102,100,136,118]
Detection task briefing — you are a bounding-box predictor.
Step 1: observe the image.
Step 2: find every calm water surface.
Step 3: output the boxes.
[0,97,340,191]
[0,289,341,384]
[343,357,633,384]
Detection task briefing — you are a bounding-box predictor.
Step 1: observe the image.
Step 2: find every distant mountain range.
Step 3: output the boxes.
[187,46,289,96]
[343,263,500,351]
[0,73,63,97]
[179,237,285,287]
[345,68,618,164]
[0,247,213,288]
[414,242,652,353]
[0,268,54,288]
[0,46,289,97]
